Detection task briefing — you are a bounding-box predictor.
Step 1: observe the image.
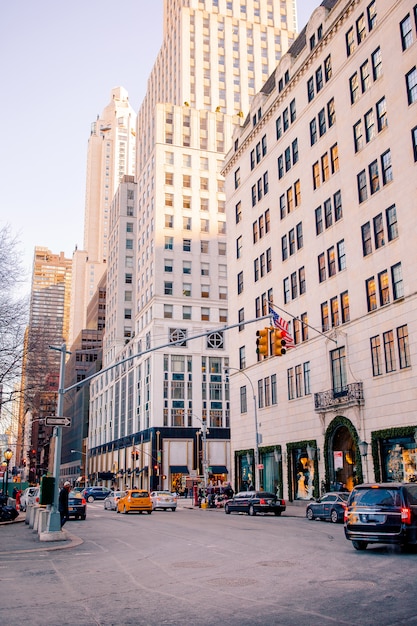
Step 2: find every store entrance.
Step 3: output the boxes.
[330,425,356,492]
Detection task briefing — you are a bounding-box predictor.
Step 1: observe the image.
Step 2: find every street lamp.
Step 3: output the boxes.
[3,448,13,498]
[358,440,369,483]
[195,416,209,499]
[226,367,260,491]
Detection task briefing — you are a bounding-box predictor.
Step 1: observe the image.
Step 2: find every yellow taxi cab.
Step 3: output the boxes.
[116,489,153,514]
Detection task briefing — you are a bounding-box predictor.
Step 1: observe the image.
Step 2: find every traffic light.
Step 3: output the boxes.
[271,329,286,356]
[256,328,269,356]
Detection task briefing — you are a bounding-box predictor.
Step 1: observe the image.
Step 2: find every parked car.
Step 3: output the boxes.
[68,491,87,520]
[19,487,40,512]
[344,482,417,550]
[117,489,152,514]
[104,490,125,511]
[150,490,177,511]
[82,486,111,502]
[224,491,286,516]
[306,492,349,523]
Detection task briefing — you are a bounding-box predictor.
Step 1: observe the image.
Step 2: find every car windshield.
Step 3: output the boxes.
[131,492,148,499]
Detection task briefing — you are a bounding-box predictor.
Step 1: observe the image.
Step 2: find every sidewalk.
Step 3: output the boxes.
[0,513,83,556]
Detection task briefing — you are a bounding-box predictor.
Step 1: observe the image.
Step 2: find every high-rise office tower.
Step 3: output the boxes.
[20,247,72,482]
[88,0,297,493]
[69,87,136,348]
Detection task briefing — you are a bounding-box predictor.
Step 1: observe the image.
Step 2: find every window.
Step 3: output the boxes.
[240,385,247,413]
[328,246,336,277]
[367,1,376,31]
[318,253,326,283]
[234,168,240,189]
[237,271,243,294]
[391,263,403,299]
[381,150,393,184]
[400,15,413,51]
[164,304,173,319]
[310,118,317,145]
[370,335,382,376]
[201,240,209,254]
[236,236,242,259]
[165,236,173,250]
[296,222,303,249]
[164,281,173,296]
[299,267,306,295]
[397,325,410,369]
[350,73,359,104]
[360,60,370,92]
[315,207,323,235]
[281,235,288,261]
[235,201,242,224]
[327,98,335,126]
[316,66,323,92]
[183,239,191,252]
[321,153,329,181]
[218,242,226,256]
[324,55,332,81]
[371,47,382,81]
[354,120,364,152]
[183,283,191,297]
[366,277,377,311]
[330,296,339,327]
[386,205,398,241]
[346,27,355,57]
[331,347,347,393]
[365,109,375,142]
[369,160,380,194]
[341,291,350,323]
[334,190,343,221]
[412,126,417,161]
[356,13,366,44]
[165,214,174,228]
[313,162,320,190]
[383,331,396,373]
[201,307,210,321]
[376,97,387,131]
[378,270,390,306]
[337,240,346,271]
[307,77,315,102]
[321,301,329,332]
[164,259,173,273]
[318,108,326,136]
[406,67,417,104]
[183,306,192,320]
[362,222,372,256]
[183,216,192,230]
[357,170,368,203]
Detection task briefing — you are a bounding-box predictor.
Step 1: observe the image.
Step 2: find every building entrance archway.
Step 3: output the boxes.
[324,417,362,492]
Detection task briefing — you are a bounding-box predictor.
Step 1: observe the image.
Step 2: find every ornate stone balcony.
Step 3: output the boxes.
[314,382,364,413]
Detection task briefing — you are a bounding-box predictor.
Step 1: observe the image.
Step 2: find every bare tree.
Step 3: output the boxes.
[0,225,29,419]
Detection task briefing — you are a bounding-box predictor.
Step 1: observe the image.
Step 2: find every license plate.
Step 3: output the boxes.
[360,514,385,523]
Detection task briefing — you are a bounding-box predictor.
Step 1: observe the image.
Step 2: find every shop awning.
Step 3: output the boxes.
[170,465,189,474]
[209,465,228,474]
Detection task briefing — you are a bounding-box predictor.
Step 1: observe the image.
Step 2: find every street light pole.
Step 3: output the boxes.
[46,343,69,536]
[226,368,260,491]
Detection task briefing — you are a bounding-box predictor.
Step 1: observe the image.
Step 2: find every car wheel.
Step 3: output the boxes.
[87,495,94,503]
[330,510,339,524]
[274,511,282,516]
[306,507,314,520]
[171,508,176,512]
[248,505,256,516]
[81,515,86,520]
[117,508,120,514]
[352,540,368,551]
[147,510,152,515]
[225,504,230,514]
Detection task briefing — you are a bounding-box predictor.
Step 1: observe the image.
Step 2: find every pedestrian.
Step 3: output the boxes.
[58,481,71,528]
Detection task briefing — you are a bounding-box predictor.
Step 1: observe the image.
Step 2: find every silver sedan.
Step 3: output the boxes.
[103,490,125,511]
[150,491,177,511]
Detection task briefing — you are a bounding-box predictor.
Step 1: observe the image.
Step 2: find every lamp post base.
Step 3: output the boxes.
[39,530,68,542]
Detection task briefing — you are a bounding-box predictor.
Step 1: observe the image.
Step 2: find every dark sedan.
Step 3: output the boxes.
[224,491,286,516]
[68,491,87,520]
[306,492,349,523]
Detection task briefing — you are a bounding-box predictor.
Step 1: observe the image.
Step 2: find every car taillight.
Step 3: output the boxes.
[81,498,86,505]
[344,509,348,523]
[260,498,267,505]
[401,507,412,524]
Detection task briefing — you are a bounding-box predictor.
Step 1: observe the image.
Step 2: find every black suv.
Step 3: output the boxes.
[344,483,417,550]
[82,486,112,502]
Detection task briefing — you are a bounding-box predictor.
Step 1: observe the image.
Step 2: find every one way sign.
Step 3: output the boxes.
[45,416,72,427]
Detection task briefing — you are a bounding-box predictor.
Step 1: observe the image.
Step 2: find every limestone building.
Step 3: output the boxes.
[223,0,417,500]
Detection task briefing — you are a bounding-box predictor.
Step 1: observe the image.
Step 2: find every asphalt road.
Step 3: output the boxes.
[0,501,416,625]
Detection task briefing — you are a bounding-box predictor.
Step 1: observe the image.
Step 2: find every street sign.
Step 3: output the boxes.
[257,464,264,470]
[45,416,72,427]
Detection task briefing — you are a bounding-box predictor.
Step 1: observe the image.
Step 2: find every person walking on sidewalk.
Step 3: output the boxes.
[58,481,71,528]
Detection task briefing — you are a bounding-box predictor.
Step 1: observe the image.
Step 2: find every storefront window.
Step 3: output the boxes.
[382,437,417,483]
[292,449,315,499]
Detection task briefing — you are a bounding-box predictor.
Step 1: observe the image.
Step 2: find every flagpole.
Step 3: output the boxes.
[268,302,337,346]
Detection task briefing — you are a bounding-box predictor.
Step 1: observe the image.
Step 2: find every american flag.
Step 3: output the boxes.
[268,306,295,348]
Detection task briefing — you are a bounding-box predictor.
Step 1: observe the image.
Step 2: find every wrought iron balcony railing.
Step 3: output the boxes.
[314,382,364,412]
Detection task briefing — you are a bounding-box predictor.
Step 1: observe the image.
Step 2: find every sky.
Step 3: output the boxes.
[0,0,319,295]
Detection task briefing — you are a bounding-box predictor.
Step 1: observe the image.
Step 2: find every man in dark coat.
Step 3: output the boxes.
[58,481,71,527]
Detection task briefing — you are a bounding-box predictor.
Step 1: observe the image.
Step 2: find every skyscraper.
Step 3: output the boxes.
[88,0,298,493]
[69,87,136,348]
[20,247,72,482]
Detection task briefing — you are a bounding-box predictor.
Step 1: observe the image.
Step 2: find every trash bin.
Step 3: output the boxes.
[40,475,55,505]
